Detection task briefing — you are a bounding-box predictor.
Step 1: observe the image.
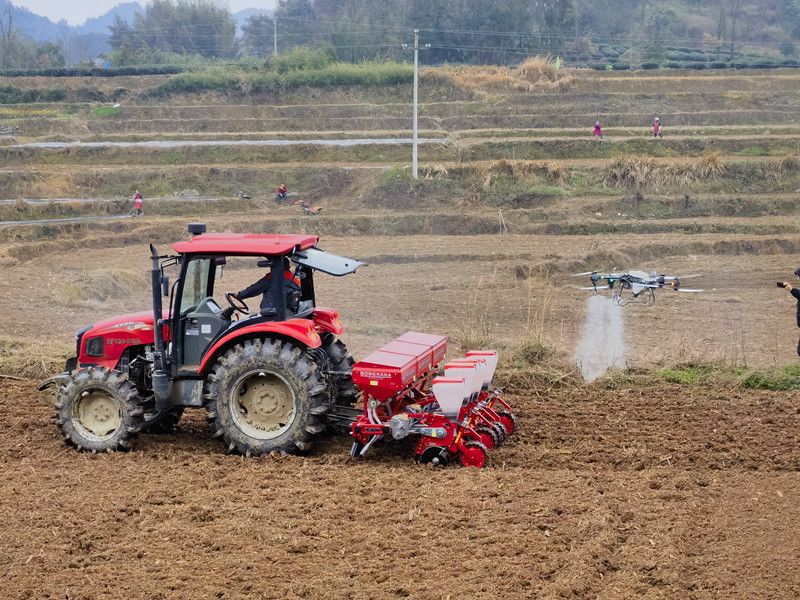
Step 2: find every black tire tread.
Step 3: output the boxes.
[320,334,358,406]
[55,366,143,453]
[203,338,327,456]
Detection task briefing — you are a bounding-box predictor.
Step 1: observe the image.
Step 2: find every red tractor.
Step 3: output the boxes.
[40,224,363,456]
[40,225,516,466]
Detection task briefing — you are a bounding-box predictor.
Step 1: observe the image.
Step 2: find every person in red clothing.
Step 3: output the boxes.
[593,120,603,139]
[275,184,289,204]
[234,258,301,312]
[133,190,143,216]
[652,117,662,138]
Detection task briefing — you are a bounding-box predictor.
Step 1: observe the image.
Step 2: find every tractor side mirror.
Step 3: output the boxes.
[161,275,170,297]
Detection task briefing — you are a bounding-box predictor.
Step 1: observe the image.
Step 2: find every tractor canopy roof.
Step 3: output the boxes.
[172,233,319,256]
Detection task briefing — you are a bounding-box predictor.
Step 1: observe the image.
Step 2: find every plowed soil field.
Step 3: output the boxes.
[3,379,800,599]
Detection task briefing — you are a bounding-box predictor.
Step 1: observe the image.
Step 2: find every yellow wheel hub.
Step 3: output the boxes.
[233,373,296,439]
[76,391,122,438]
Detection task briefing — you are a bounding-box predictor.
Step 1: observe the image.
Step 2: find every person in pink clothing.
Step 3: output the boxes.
[652,117,662,138]
[133,190,143,216]
[593,120,603,139]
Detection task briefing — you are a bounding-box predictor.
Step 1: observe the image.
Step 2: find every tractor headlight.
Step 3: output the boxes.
[85,337,105,357]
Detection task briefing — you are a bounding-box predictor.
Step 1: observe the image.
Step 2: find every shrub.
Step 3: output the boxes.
[0,65,184,77]
[266,46,337,73]
[0,85,67,104]
[641,62,660,69]
[517,55,561,83]
[779,40,796,57]
[737,366,800,391]
[150,61,413,97]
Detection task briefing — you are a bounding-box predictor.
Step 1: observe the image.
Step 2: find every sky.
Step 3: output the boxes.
[12,0,276,25]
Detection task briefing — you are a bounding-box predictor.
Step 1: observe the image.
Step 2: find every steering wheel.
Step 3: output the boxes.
[225,292,250,315]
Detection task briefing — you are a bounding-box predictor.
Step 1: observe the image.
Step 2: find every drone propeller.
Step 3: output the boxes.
[579,286,610,291]
[571,271,599,277]
[676,288,703,293]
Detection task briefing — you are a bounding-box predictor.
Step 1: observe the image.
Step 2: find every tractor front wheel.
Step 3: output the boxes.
[55,367,144,452]
[204,338,328,456]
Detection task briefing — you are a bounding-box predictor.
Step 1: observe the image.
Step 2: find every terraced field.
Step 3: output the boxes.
[1,68,798,372]
[1,67,800,598]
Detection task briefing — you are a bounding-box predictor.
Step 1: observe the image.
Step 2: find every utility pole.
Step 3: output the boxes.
[412,29,420,179]
[273,17,278,57]
[404,30,430,179]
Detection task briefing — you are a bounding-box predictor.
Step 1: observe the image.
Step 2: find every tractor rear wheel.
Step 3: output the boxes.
[204,338,328,456]
[319,333,358,406]
[55,367,144,452]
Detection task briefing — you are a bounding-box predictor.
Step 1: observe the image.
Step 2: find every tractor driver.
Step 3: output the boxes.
[234,257,301,313]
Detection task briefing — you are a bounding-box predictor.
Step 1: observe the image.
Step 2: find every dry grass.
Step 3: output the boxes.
[694,151,727,178]
[0,337,72,379]
[439,56,575,94]
[423,163,450,180]
[604,153,730,191]
[517,56,575,92]
[55,269,147,305]
[452,282,492,353]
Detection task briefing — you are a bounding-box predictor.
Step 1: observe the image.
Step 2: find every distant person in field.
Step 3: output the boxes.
[593,121,603,139]
[275,184,289,204]
[652,117,662,138]
[781,269,800,356]
[133,190,143,216]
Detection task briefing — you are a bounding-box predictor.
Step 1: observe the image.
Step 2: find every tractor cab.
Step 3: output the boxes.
[162,225,363,375]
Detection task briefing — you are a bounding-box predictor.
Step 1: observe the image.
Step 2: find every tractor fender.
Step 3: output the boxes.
[312,307,344,335]
[198,319,322,375]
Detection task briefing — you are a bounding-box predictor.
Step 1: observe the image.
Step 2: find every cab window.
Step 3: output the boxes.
[180,258,212,314]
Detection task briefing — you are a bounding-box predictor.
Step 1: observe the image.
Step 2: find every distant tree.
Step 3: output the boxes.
[702,31,724,59]
[242,14,275,58]
[727,0,746,58]
[566,36,598,59]
[108,14,139,52]
[0,6,35,69]
[35,42,65,68]
[539,0,577,54]
[274,0,317,49]
[108,0,237,59]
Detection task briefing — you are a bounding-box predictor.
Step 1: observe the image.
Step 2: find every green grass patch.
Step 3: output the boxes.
[484,175,568,207]
[735,365,800,391]
[0,85,67,105]
[736,146,769,156]
[655,363,800,391]
[657,365,717,384]
[93,106,122,118]
[150,61,413,97]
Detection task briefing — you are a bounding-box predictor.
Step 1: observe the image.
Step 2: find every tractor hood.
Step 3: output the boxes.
[89,310,166,334]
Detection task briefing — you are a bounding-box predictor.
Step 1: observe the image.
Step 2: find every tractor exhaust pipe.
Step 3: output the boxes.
[150,243,171,409]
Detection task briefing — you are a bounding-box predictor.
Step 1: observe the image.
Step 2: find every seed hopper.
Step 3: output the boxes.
[350,332,515,468]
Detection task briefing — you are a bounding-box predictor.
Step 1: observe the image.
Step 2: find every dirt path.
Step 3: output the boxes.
[3,380,800,599]
[11,137,448,150]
